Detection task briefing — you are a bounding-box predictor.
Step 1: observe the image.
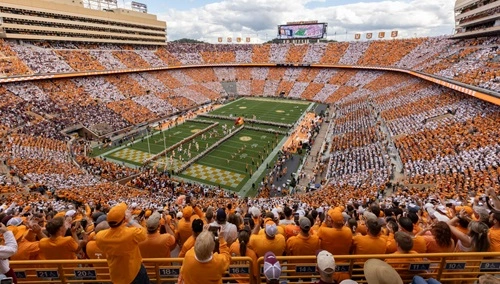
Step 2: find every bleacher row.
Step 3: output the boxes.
[0,37,499,92]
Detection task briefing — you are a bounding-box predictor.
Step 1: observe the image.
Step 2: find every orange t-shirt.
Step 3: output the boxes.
[176,219,193,246]
[179,235,196,258]
[412,236,427,253]
[318,225,353,256]
[39,236,79,260]
[423,235,454,254]
[386,233,398,253]
[11,238,40,261]
[286,233,320,256]
[249,233,286,257]
[352,234,387,255]
[96,225,147,284]
[489,227,500,252]
[229,241,259,283]
[139,232,176,258]
[180,239,231,284]
[86,240,108,280]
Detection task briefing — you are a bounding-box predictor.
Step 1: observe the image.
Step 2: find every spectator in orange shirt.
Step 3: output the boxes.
[179,231,231,283]
[398,217,427,253]
[176,204,204,246]
[39,216,83,260]
[10,221,45,261]
[352,219,386,255]
[286,217,320,256]
[318,208,352,255]
[417,221,454,254]
[229,227,259,283]
[96,203,148,284]
[488,212,500,252]
[86,221,108,260]
[179,219,204,257]
[139,212,176,258]
[386,231,422,269]
[249,219,286,257]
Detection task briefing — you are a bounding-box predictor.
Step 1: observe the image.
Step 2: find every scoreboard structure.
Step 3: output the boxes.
[278,21,327,40]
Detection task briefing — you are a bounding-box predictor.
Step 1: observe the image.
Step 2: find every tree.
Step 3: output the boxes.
[170,38,208,44]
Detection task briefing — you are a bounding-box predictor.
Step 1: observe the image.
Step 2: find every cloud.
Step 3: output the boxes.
[158,0,455,43]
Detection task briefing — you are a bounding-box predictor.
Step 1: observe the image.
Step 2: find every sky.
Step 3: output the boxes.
[121,0,456,43]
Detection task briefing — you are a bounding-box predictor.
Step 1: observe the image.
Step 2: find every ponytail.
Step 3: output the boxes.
[238,229,250,256]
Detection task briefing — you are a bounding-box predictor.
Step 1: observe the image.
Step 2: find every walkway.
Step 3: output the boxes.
[297,115,331,189]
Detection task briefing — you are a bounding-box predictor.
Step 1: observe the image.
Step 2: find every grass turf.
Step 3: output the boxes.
[98,98,312,195]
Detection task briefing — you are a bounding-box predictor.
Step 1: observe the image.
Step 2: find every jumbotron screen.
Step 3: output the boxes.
[278,23,327,39]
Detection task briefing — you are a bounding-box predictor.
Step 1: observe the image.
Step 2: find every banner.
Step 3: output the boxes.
[354,33,361,40]
[245,37,251,42]
[218,37,222,43]
[227,37,232,42]
[366,33,372,39]
[378,32,385,38]
[391,30,398,38]
[237,37,241,43]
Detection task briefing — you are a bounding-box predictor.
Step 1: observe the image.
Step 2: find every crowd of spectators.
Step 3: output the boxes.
[1,32,500,283]
[2,36,499,92]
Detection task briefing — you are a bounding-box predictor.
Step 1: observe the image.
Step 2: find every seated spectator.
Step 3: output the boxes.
[386,231,422,269]
[249,218,286,257]
[179,231,231,283]
[352,218,387,256]
[229,227,259,284]
[138,212,176,258]
[316,250,336,284]
[39,217,82,260]
[178,219,204,258]
[416,221,454,254]
[364,258,403,284]
[263,251,282,284]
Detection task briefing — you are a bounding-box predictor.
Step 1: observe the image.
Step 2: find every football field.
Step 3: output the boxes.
[99,97,313,195]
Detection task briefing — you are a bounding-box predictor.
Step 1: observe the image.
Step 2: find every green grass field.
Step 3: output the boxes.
[98,97,313,195]
[210,97,310,124]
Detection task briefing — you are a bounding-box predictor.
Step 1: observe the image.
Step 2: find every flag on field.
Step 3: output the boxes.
[235,117,244,126]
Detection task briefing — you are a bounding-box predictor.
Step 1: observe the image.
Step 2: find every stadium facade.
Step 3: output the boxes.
[0,0,167,44]
[454,0,500,38]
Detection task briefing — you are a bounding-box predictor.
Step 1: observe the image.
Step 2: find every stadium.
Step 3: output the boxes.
[0,0,499,283]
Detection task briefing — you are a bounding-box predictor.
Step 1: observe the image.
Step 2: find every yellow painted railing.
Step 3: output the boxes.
[10,257,253,284]
[255,252,500,284]
[9,252,500,284]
